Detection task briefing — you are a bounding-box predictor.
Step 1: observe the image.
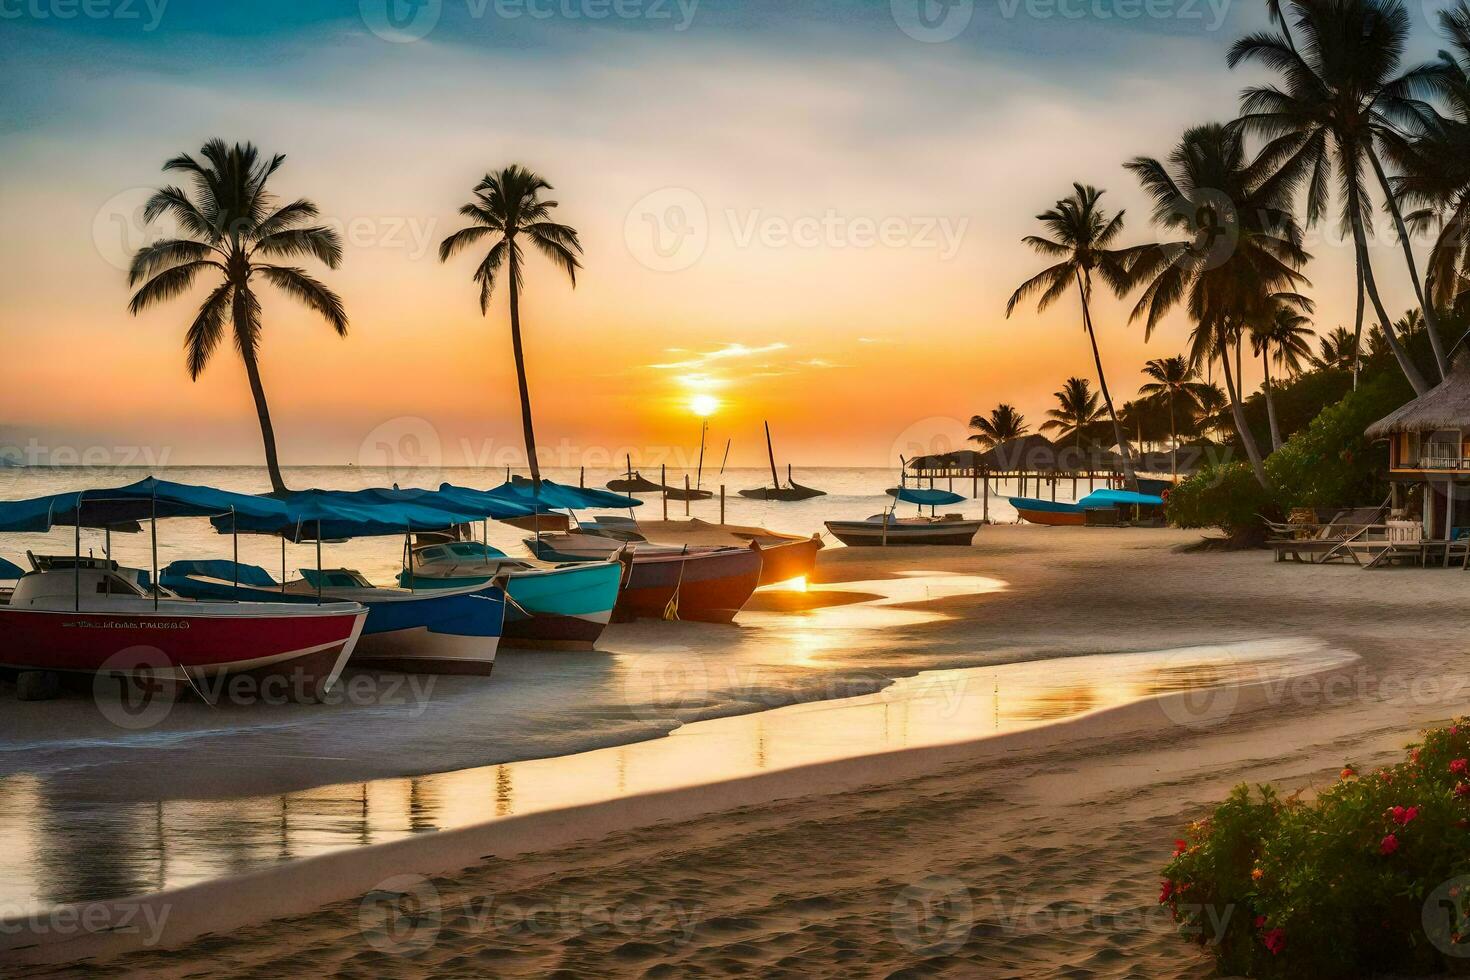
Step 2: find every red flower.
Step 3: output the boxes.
[1457,782,1470,798]
[1413,749,1422,764]
[1389,805,1419,827]
[1254,915,1267,928]
[1452,759,1468,776]
[1263,928,1286,955]
[1172,839,1188,858]
[1340,767,1356,780]
[1159,879,1175,904]
[1381,834,1400,855]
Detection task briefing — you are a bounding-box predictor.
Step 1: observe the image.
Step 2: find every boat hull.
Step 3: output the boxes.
[0,605,365,700]
[160,573,503,675]
[1008,497,1086,526]
[823,520,981,547]
[616,548,762,623]
[500,562,621,650]
[749,536,823,585]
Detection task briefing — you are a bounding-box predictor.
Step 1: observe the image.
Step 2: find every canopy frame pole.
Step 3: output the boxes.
[150,485,159,611]
[231,508,239,589]
[315,531,323,606]
[105,526,111,563]
[74,501,81,613]
[405,530,414,591]
[281,535,287,595]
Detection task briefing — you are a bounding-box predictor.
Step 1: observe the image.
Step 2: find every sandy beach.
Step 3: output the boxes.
[4,524,1464,977]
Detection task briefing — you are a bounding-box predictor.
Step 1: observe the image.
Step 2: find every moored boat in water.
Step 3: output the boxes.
[824,514,983,547]
[612,546,763,623]
[161,560,505,675]
[0,562,366,699]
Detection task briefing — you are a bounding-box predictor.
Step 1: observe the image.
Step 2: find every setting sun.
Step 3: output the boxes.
[689,394,720,417]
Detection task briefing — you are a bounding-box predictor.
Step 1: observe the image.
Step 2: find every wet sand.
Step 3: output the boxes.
[6,525,1470,976]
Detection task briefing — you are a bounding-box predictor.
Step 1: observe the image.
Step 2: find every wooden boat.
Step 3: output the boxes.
[606,472,666,493]
[1009,497,1087,526]
[613,547,763,623]
[0,563,367,699]
[747,534,823,585]
[664,486,714,501]
[824,514,982,547]
[161,560,505,675]
[740,423,825,500]
[395,541,623,651]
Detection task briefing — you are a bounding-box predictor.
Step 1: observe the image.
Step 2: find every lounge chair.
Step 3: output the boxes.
[1267,505,1387,564]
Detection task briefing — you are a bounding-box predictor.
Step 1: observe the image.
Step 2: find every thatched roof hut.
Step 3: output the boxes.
[1365,354,1470,439]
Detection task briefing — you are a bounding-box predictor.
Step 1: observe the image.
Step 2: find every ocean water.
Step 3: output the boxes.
[0,465,1102,583]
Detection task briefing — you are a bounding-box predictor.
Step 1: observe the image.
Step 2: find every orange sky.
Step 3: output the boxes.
[0,9,1429,470]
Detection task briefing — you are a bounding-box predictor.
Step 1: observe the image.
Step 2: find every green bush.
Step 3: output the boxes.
[1163,720,1470,978]
[1165,461,1276,541]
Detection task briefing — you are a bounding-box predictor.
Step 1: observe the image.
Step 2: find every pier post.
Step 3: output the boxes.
[685,475,691,516]
[720,484,726,524]
[982,475,989,522]
[662,464,668,521]
[580,466,585,488]
[1051,478,1056,502]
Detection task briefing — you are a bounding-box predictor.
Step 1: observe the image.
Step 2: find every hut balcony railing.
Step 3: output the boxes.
[1409,454,1470,471]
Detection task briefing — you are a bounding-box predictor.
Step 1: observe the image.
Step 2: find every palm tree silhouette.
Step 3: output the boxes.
[1229,0,1441,390]
[1126,123,1309,489]
[968,404,1029,449]
[440,165,582,490]
[1250,298,1316,450]
[1313,326,1360,371]
[1039,377,1105,449]
[1006,183,1142,488]
[1139,355,1210,482]
[127,139,346,495]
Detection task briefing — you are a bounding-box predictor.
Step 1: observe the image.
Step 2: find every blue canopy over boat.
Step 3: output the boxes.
[315,486,538,521]
[210,490,487,542]
[1008,497,1084,514]
[477,479,642,511]
[888,487,967,506]
[1078,489,1166,508]
[161,559,279,587]
[0,556,23,579]
[0,477,290,532]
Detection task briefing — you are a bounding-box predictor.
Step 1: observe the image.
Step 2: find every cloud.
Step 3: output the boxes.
[649,342,789,371]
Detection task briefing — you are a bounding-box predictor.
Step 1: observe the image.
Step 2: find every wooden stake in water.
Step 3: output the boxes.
[684,475,691,516]
[662,464,668,521]
[720,484,726,524]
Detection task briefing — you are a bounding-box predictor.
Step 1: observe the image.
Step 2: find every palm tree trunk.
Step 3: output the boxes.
[1351,258,1365,390]
[1262,354,1282,452]
[506,243,542,489]
[239,342,288,495]
[1075,269,1137,489]
[1349,181,1429,395]
[1367,147,1447,381]
[1219,339,1269,489]
[1168,390,1177,483]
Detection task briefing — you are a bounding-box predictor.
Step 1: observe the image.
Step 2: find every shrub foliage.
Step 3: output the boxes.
[1163,721,1470,977]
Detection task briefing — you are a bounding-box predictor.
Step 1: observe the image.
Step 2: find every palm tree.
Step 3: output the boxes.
[968,404,1029,449]
[1125,122,1309,489]
[1006,183,1142,488]
[1191,382,1231,442]
[1039,377,1105,449]
[1228,0,1441,392]
[1138,355,1211,481]
[127,139,346,495]
[439,165,582,490]
[1313,326,1359,370]
[1250,299,1315,450]
[1390,4,1470,332]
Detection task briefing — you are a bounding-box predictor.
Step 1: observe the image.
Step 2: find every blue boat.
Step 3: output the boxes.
[1009,488,1166,526]
[161,560,505,675]
[399,541,624,650]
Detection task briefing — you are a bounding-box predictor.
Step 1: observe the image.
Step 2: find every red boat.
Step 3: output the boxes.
[614,547,762,623]
[0,564,367,701]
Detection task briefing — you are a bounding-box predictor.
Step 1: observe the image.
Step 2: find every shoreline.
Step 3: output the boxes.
[5,526,1470,975]
[0,644,1360,967]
